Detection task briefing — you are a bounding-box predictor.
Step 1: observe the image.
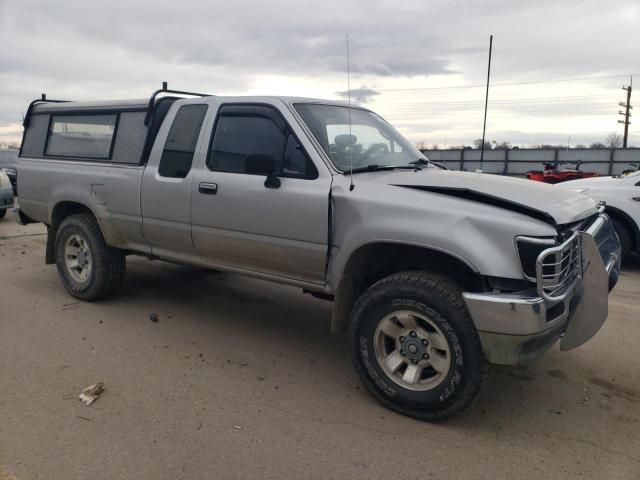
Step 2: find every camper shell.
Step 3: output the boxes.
[20,85,210,166]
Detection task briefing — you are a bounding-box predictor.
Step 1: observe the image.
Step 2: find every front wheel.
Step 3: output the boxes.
[349,271,488,421]
[611,218,632,261]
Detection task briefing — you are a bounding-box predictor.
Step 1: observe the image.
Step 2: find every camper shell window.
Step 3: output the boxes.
[45,114,118,159]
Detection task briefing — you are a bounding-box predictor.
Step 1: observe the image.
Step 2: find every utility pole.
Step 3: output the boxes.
[480,34,493,168]
[618,76,632,148]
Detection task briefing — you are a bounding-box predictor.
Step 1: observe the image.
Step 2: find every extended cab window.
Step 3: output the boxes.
[46,114,117,159]
[158,104,208,178]
[207,105,317,179]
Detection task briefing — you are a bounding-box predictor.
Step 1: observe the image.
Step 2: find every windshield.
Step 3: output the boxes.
[294,103,428,172]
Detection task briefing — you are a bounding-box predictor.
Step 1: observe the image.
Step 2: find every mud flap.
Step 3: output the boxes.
[560,232,609,351]
[45,226,56,265]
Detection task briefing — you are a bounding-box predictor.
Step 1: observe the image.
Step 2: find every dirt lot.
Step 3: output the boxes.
[0,213,639,480]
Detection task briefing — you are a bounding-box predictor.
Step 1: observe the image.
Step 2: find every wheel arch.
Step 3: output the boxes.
[330,242,483,333]
[605,206,639,251]
[47,201,123,264]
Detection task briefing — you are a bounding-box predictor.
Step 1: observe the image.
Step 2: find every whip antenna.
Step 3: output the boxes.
[346,34,355,191]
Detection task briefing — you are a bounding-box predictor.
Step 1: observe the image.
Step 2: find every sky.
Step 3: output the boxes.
[1,0,639,148]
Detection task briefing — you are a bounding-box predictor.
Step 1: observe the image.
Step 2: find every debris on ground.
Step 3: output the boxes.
[79,382,105,406]
[257,374,267,381]
[62,394,74,400]
[149,313,159,323]
[233,425,243,430]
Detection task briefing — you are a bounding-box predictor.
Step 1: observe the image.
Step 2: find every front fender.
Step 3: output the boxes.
[327,182,557,291]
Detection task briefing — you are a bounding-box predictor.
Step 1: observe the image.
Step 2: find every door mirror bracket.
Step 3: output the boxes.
[264,174,281,189]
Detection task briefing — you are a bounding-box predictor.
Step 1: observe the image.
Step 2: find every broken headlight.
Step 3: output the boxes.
[515,237,555,281]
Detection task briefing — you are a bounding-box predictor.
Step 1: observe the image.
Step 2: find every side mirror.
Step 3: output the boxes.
[245,154,281,189]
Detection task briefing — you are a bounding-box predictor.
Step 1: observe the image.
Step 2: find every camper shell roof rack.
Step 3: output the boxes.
[22,82,212,128]
[144,82,211,126]
[23,94,69,128]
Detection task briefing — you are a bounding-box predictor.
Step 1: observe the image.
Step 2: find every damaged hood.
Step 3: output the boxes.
[353,168,598,225]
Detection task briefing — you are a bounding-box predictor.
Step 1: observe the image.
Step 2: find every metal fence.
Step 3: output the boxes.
[420,148,640,176]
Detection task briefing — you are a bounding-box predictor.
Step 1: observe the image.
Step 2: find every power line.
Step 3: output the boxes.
[374,73,640,92]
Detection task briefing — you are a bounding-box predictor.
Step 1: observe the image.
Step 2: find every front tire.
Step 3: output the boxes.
[349,271,488,421]
[55,213,126,301]
[611,218,632,261]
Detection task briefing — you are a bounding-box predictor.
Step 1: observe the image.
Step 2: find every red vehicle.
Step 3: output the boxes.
[526,160,599,184]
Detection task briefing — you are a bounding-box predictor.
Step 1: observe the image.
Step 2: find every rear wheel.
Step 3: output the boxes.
[0,209,6,219]
[349,271,488,421]
[55,213,126,300]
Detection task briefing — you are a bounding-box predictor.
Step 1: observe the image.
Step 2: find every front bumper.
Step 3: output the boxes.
[462,213,621,365]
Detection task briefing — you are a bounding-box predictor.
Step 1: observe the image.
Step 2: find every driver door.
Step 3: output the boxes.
[190,103,331,285]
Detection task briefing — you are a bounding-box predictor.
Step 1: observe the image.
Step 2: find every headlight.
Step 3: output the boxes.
[0,171,11,189]
[515,237,556,280]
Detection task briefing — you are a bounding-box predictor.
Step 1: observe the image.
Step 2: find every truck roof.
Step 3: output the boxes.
[30,95,355,114]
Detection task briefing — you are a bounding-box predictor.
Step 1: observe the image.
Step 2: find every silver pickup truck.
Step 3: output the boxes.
[17,85,621,421]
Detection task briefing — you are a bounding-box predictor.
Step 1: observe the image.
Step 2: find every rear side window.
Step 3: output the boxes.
[158,104,207,178]
[46,114,117,159]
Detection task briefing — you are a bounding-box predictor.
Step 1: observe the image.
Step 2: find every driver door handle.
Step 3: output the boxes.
[199,182,218,195]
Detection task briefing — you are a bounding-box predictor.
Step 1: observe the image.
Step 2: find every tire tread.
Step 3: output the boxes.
[350,270,489,422]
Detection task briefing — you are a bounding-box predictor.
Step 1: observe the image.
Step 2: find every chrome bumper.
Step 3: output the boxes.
[462,213,621,365]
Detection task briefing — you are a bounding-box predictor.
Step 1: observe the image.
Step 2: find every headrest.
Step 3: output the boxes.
[334,134,358,147]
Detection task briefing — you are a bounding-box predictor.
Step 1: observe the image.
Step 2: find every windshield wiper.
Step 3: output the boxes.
[345,164,423,174]
[410,158,448,170]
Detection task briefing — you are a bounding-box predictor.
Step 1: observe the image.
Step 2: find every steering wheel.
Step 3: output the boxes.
[364,143,389,157]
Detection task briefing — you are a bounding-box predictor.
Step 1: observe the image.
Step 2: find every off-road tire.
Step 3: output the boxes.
[611,218,632,262]
[0,209,6,219]
[55,213,126,301]
[349,271,489,422]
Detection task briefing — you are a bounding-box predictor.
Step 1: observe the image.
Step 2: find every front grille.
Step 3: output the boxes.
[536,232,582,301]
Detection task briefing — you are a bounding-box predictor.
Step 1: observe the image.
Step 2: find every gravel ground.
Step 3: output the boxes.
[1,214,639,480]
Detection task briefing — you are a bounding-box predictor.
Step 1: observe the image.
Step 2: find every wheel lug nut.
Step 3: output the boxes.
[399,336,405,343]
[423,353,430,359]
[411,359,418,364]
[410,331,417,337]
[400,349,405,356]
[422,339,428,345]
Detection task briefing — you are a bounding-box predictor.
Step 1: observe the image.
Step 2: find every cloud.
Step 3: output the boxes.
[335,86,380,103]
[0,0,638,145]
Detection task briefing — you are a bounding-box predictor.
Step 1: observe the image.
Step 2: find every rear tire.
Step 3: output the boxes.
[611,218,632,262]
[349,271,488,422]
[0,209,6,219]
[55,213,126,301]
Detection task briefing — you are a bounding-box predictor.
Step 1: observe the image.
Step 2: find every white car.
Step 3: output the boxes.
[559,171,640,260]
